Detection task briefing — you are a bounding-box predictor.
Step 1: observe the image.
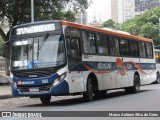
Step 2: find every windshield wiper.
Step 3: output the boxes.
[39,33,49,50]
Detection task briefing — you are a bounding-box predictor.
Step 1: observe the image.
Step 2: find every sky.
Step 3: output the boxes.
[87,0,111,23]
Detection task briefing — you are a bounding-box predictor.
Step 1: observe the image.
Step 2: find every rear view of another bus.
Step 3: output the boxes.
[155,48,160,83]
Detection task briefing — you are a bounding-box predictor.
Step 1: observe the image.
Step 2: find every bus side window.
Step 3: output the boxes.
[66,37,81,58]
[119,39,130,56]
[138,42,146,58]
[145,42,153,58]
[82,31,96,54]
[130,40,139,57]
[65,27,81,58]
[97,34,109,55]
[108,37,120,56]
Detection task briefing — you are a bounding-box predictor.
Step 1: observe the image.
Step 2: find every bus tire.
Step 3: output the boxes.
[83,78,94,102]
[125,74,140,94]
[40,95,51,105]
[155,71,160,84]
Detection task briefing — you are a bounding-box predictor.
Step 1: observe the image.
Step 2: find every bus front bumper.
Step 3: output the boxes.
[11,79,69,97]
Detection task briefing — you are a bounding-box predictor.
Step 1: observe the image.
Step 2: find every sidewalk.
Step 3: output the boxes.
[0,70,14,99]
[0,84,13,99]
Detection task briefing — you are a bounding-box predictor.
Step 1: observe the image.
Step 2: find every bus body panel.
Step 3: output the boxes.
[68,71,85,93]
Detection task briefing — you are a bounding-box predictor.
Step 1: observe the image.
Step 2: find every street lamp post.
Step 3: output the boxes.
[31,0,34,22]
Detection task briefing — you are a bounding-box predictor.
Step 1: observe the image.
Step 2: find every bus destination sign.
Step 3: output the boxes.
[16,24,55,35]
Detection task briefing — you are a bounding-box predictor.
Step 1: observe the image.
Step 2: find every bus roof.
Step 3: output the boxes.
[62,21,153,43]
[11,20,153,43]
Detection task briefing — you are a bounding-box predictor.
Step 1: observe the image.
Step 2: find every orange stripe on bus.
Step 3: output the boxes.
[83,63,112,74]
[62,21,153,43]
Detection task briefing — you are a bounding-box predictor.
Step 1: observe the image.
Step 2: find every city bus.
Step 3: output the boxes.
[154,48,160,83]
[9,20,156,104]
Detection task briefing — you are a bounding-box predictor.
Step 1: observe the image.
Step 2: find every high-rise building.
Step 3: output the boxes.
[135,0,160,16]
[76,11,88,25]
[111,0,135,23]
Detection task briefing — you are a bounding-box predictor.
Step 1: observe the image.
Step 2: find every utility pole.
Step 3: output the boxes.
[31,0,34,22]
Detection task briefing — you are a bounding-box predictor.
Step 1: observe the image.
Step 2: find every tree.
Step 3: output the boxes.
[122,7,160,45]
[101,19,115,28]
[64,10,76,22]
[0,0,89,75]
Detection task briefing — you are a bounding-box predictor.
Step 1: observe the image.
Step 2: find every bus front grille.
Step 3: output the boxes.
[17,84,52,93]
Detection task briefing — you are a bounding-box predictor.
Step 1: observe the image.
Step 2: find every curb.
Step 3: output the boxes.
[0,95,15,99]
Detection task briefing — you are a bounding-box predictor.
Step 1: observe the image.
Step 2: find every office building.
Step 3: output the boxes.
[135,0,160,16]
[111,0,135,23]
[76,11,88,25]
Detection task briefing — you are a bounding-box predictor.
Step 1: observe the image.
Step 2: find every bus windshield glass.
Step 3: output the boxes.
[11,35,66,69]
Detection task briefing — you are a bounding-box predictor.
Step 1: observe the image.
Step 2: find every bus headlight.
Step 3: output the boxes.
[53,73,66,86]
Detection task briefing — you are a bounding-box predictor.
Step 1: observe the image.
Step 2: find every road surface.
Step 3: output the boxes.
[1,84,160,120]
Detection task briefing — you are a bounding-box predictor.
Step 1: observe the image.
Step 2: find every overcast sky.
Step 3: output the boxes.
[87,0,111,23]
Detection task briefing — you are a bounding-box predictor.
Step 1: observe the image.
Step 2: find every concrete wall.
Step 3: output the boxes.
[0,57,5,71]
[0,57,9,83]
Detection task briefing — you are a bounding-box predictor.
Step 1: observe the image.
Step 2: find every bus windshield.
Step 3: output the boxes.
[11,34,66,69]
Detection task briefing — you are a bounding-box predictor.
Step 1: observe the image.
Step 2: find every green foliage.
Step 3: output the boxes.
[101,19,115,28]
[0,0,89,41]
[101,19,122,30]
[122,7,160,45]
[64,10,76,22]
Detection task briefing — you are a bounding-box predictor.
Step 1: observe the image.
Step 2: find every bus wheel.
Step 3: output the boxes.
[155,71,160,84]
[125,74,140,94]
[83,78,94,102]
[40,95,51,105]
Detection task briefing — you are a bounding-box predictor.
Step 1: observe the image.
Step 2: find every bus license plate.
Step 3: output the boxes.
[29,87,39,92]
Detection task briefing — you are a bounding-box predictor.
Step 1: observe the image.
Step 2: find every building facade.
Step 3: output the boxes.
[135,0,160,16]
[111,0,160,23]
[76,11,88,25]
[111,0,135,23]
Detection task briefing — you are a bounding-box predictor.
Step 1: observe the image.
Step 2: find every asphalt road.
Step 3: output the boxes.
[1,84,160,120]
[11,83,160,111]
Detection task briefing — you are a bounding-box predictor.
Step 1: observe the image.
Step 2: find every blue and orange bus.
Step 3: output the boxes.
[9,20,156,104]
